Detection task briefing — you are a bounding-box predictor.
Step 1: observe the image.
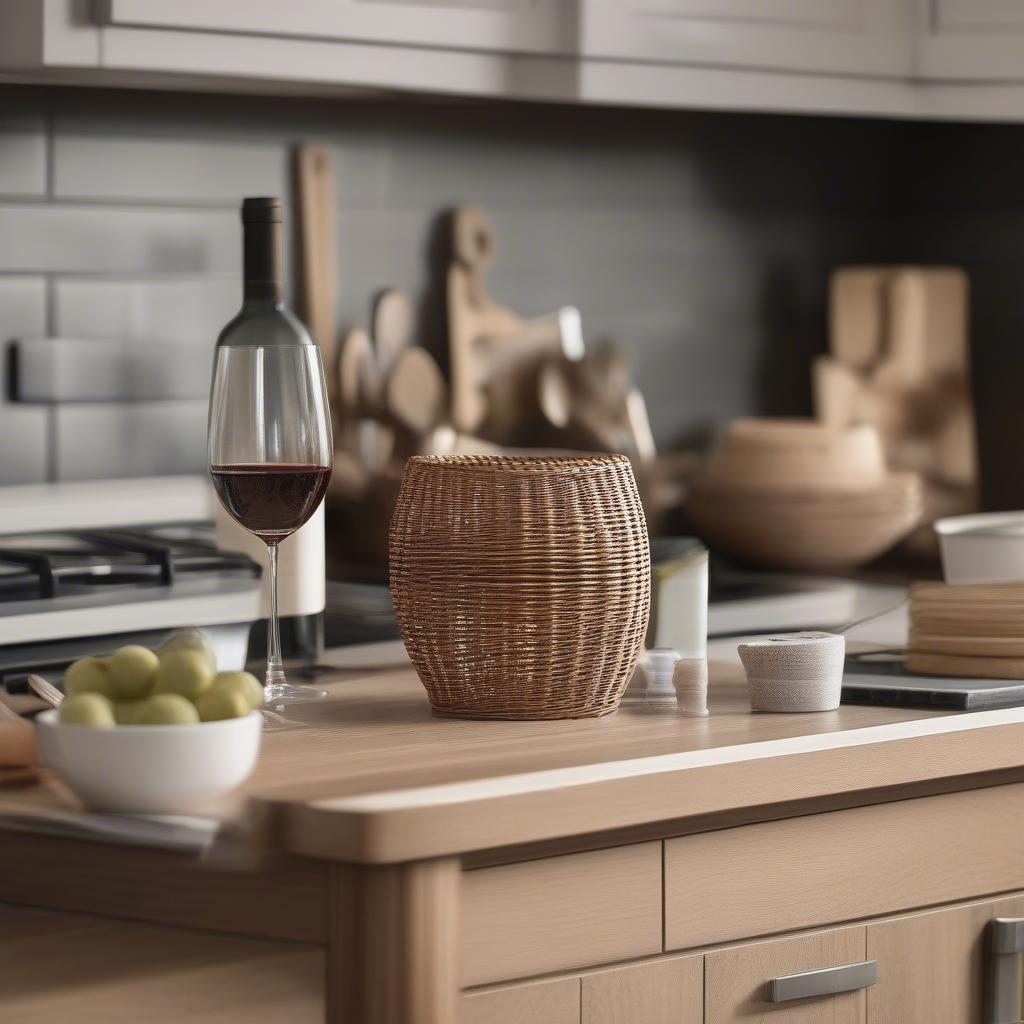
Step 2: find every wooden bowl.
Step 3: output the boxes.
[687,474,922,571]
[706,419,886,494]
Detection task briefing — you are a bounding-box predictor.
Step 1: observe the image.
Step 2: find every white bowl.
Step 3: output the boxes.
[935,511,1024,583]
[36,709,262,813]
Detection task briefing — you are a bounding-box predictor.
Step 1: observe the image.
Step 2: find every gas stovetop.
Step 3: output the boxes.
[0,524,256,604]
[0,522,262,681]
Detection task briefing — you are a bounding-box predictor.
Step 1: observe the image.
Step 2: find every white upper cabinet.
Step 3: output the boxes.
[8,0,1024,120]
[918,0,1024,80]
[98,0,574,57]
[580,0,916,78]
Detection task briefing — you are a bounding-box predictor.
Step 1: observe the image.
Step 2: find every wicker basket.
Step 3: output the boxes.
[389,454,651,719]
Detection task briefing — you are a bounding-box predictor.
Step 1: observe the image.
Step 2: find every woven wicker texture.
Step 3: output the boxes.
[389,454,651,719]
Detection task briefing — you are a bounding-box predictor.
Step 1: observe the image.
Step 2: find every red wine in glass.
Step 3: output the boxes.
[211,463,331,544]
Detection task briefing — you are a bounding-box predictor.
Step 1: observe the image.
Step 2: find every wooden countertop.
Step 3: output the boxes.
[7,641,1024,865]
[246,642,1024,863]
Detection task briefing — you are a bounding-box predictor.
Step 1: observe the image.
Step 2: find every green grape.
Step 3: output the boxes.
[195,686,250,722]
[108,645,159,700]
[135,693,200,726]
[59,693,116,727]
[64,657,115,700]
[211,671,263,711]
[156,628,217,672]
[112,701,144,725]
[153,648,215,701]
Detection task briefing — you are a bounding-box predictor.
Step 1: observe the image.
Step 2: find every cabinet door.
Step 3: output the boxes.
[706,926,870,1023]
[462,977,579,1024]
[865,900,991,1024]
[918,0,1024,81]
[580,0,915,78]
[582,956,703,1024]
[99,0,572,56]
[0,901,324,1024]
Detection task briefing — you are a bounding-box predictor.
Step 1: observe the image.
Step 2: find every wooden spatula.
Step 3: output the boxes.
[294,145,337,398]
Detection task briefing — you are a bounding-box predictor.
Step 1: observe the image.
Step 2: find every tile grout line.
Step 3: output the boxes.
[44,94,56,483]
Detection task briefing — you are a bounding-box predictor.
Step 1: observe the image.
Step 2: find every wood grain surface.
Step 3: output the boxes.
[461,978,580,1024]
[665,782,1024,951]
[581,955,703,1024]
[0,901,324,1024]
[706,926,866,1023]
[866,899,992,1024]
[0,830,328,942]
[7,646,1024,863]
[331,857,460,1024]
[461,842,661,986]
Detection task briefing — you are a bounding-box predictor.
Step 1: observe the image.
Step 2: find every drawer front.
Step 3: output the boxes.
[0,901,324,1024]
[461,842,661,986]
[462,978,580,1024]
[706,926,868,1023]
[866,900,991,1023]
[582,956,703,1024]
[666,783,1024,951]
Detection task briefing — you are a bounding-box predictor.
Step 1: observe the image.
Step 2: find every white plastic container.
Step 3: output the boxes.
[935,511,1024,583]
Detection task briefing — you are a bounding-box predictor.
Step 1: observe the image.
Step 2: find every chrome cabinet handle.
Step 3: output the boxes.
[988,918,1024,1024]
[769,960,877,1003]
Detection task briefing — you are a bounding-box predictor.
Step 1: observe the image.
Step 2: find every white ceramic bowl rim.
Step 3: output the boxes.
[934,511,1024,539]
[36,708,262,733]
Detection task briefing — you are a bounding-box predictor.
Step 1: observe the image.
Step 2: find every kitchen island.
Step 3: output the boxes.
[3,641,1024,1023]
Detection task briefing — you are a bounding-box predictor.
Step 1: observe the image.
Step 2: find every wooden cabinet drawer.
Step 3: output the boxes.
[461,978,580,1024]
[0,901,324,1023]
[666,783,1024,951]
[706,926,868,1023]
[582,956,703,1024]
[461,842,661,986]
[866,900,991,1023]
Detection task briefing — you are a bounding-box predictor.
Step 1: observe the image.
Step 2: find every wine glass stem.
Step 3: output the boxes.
[266,540,285,688]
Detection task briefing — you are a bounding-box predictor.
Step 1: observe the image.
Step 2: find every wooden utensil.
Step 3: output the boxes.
[27,674,62,707]
[372,288,413,377]
[385,347,447,436]
[0,696,36,766]
[293,145,337,399]
[337,328,377,413]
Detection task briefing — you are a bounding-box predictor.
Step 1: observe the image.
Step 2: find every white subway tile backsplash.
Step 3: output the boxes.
[55,277,239,346]
[54,401,208,481]
[54,135,284,204]
[0,277,47,341]
[0,406,49,484]
[0,276,47,397]
[16,338,214,402]
[0,132,47,198]
[0,205,239,274]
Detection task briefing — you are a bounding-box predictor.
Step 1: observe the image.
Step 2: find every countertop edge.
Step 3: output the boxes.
[264,708,1024,863]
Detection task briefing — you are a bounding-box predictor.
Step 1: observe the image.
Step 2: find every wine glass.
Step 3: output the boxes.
[208,344,332,707]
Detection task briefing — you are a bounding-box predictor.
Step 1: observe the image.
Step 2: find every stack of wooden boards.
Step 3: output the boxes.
[908,581,1024,679]
[815,267,977,554]
[687,418,922,571]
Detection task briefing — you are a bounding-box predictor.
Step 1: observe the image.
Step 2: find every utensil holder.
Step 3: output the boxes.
[389,454,651,719]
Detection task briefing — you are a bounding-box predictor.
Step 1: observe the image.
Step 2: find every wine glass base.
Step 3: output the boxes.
[264,681,328,706]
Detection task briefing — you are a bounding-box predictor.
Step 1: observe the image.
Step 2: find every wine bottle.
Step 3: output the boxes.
[212,197,328,670]
[215,196,314,351]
